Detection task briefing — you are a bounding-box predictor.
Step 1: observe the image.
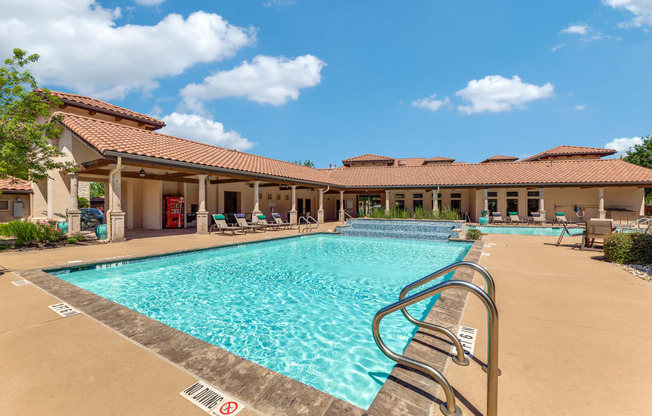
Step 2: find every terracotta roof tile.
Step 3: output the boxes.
[481,155,519,163]
[393,158,427,166]
[327,159,652,188]
[426,157,455,162]
[342,154,394,163]
[41,90,165,128]
[58,113,337,186]
[521,145,616,162]
[0,177,31,192]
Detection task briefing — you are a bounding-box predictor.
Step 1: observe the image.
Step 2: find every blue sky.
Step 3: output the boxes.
[2,0,651,166]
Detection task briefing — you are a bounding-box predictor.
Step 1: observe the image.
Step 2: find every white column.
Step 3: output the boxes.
[109,164,125,242]
[483,188,489,212]
[67,173,81,236]
[339,190,345,222]
[433,188,439,214]
[385,189,391,213]
[598,187,606,219]
[196,174,208,234]
[539,187,546,219]
[252,180,262,217]
[290,185,298,224]
[317,188,325,223]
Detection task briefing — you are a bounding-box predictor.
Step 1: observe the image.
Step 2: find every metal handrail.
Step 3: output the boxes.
[373,279,499,416]
[398,261,495,368]
[343,211,354,220]
[306,215,319,231]
[298,216,310,233]
[462,212,472,223]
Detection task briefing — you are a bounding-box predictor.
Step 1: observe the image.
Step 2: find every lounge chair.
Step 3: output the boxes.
[252,214,283,230]
[490,212,506,223]
[507,212,526,224]
[235,214,262,233]
[209,214,244,235]
[272,213,293,229]
[529,213,546,225]
[556,221,584,246]
[554,212,569,224]
[581,218,616,250]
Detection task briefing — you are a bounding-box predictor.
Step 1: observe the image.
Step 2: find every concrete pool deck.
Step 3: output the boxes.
[1,229,651,415]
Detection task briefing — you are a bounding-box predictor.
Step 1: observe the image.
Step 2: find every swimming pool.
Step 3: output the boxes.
[52,234,471,409]
[468,225,584,236]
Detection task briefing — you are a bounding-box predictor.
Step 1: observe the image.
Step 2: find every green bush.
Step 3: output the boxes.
[0,220,63,246]
[604,233,652,265]
[368,206,461,220]
[78,197,89,209]
[466,228,483,240]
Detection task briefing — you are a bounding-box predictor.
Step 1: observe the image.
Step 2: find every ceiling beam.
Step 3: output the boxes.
[210,178,251,184]
[81,158,114,170]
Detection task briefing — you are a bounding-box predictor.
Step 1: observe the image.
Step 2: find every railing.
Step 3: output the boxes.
[462,212,472,223]
[620,216,652,234]
[298,215,320,233]
[298,216,310,233]
[372,262,499,416]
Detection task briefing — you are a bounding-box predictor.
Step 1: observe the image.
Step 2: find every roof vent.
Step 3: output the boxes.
[398,160,407,166]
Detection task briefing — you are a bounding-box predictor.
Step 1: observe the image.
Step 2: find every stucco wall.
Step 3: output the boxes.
[0,194,31,222]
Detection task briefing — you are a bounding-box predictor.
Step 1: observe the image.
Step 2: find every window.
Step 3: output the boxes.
[277,194,281,200]
[506,191,518,197]
[488,191,498,197]
[506,191,518,213]
[259,193,263,199]
[413,193,423,199]
[0,200,8,211]
[285,195,289,201]
[450,193,461,212]
[436,193,442,211]
[528,191,540,215]
[528,191,539,197]
[267,193,272,200]
[395,194,405,199]
[486,191,498,214]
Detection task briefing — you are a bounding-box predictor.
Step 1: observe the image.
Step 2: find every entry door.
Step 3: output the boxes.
[297,199,304,215]
[224,191,239,214]
[305,199,312,216]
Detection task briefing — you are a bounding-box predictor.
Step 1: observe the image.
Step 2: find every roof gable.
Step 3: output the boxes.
[0,177,31,192]
[521,145,616,162]
[342,154,394,163]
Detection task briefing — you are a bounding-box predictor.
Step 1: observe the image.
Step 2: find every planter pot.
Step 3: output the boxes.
[479,216,489,225]
[95,224,108,240]
[57,222,69,234]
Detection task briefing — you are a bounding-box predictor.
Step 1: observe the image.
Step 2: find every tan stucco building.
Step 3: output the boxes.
[28,91,652,241]
[0,178,31,223]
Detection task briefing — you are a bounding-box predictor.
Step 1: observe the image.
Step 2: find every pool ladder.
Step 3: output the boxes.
[372,261,499,416]
[298,215,319,233]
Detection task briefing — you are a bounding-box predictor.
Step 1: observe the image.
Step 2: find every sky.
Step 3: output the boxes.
[1,0,651,166]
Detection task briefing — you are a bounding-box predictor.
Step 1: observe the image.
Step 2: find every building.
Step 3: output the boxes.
[29,91,652,241]
[0,178,31,222]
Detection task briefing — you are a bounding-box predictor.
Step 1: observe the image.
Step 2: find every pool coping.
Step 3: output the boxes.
[14,235,483,416]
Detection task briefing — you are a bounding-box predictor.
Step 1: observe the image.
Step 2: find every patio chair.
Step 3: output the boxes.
[209,214,244,235]
[235,214,262,233]
[252,214,283,231]
[507,212,526,224]
[529,213,547,225]
[272,213,293,229]
[554,212,569,224]
[581,218,616,250]
[490,212,506,223]
[556,221,584,246]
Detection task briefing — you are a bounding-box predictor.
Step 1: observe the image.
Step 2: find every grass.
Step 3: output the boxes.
[368,206,461,220]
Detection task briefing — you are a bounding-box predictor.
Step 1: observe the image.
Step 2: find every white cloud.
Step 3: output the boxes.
[604,0,652,27]
[181,54,326,108]
[411,95,450,112]
[135,0,165,6]
[160,113,255,151]
[562,24,589,35]
[604,137,642,158]
[575,105,586,110]
[455,75,554,114]
[0,0,255,100]
[551,43,566,52]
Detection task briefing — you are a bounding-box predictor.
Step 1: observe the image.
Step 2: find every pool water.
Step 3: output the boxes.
[468,225,584,236]
[53,234,471,409]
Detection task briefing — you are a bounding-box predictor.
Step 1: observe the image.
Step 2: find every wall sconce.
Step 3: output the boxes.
[139,169,146,177]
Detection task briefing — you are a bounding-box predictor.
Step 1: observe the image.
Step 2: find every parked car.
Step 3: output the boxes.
[81,208,104,223]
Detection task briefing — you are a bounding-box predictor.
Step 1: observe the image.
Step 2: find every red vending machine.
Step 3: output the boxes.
[164,196,184,228]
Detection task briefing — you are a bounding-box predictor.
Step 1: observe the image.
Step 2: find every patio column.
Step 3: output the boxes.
[290,185,298,224]
[252,180,262,217]
[433,188,439,214]
[598,187,606,219]
[318,187,325,223]
[67,173,81,236]
[339,190,345,222]
[196,174,208,234]
[108,162,125,242]
[385,189,391,213]
[483,188,489,212]
[539,187,546,220]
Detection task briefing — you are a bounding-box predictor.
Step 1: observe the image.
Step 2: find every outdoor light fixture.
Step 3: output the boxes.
[139,168,146,177]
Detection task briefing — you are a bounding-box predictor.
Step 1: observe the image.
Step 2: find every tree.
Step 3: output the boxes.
[90,182,105,198]
[291,160,315,168]
[623,135,652,203]
[0,48,72,184]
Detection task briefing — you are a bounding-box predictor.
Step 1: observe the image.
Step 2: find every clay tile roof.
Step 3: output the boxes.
[40,90,165,128]
[327,159,652,188]
[521,145,616,162]
[57,113,337,186]
[427,156,456,162]
[481,155,519,163]
[342,154,394,163]
[0,177,31,192]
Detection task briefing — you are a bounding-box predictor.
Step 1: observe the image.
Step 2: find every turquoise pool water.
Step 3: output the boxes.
[52,234,471,409]
[468,225,584,236]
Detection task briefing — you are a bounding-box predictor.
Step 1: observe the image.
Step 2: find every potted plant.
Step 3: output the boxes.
[479,209,490,225]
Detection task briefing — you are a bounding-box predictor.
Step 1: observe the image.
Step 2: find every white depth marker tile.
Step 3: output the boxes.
[11,280,31,287]
[48,303,80,318]
[452,326,478,357]
[180,381,243,416]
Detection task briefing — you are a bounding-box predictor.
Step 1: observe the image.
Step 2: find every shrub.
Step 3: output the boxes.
[78,197,89,209]
[368,206,461,220]
[604,233,652,265]
[0,220,63,246]
[35,220,63,243]
[466,228,483,240]
[67,237,78,244]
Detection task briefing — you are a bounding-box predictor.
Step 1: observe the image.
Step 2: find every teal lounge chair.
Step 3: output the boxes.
[209,214,244,235]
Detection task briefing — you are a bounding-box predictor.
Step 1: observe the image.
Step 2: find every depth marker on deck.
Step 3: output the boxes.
[452,326,478,357]
[48,303,80,317]
[180,381,243,416]
[11,280,31,287]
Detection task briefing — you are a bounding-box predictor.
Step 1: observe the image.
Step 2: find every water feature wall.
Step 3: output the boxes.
[337,219,464,241]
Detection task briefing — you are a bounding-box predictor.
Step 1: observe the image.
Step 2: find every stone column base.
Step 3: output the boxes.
[290,210,298,224]
[67,210,81,236]
[599,210,606,219]
[109,211,126,242]
[539,210,546,221]
[339,210,345,222]
[196,211,209,234]
[317,210,324,223]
